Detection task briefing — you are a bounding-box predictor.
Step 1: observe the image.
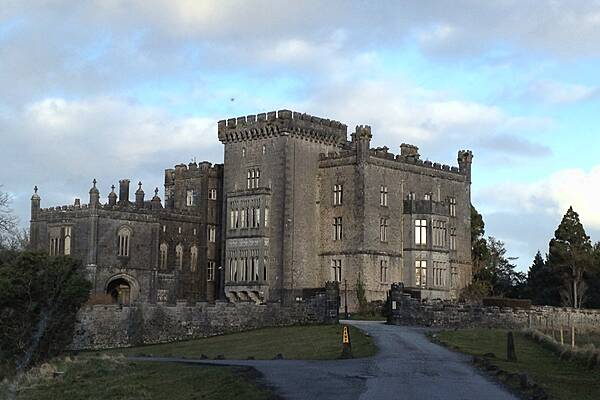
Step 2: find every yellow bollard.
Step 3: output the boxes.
[341,325,353,358]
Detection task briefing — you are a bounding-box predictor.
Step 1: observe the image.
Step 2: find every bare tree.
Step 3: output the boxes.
[0,187,17,234]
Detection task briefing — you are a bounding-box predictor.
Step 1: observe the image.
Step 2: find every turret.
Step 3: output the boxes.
[108,185,117,206]
[151,187,162,210]
[135,181,145,208]
[458,150,473,183]
[89,178,100,208]
[118,179,130,205]
[400,143,420,160]
[352,125,372,163]
[30,185,40,220]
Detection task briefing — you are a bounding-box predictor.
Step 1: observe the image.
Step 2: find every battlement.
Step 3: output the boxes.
[217,109,347,145]
[165,162,223,184]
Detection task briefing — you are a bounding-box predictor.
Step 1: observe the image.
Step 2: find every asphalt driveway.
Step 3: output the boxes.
[132,321,518,400]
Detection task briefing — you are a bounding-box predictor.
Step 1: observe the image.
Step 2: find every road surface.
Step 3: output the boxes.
[132,320,518,400]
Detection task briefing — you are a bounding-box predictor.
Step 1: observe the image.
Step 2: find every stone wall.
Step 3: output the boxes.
[71,284,339,350]
[388,284,600,332]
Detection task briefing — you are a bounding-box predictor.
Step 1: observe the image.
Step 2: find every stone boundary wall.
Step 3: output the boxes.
[72,287,339,350]
[388,286,600,332]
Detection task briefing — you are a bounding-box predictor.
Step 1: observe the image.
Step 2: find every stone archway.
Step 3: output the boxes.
[105,274,140,305]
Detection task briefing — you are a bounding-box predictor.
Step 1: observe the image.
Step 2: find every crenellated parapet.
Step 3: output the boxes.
[217,109,347,145]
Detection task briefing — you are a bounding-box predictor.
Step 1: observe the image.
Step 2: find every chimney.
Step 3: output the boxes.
[400,144,420,159]
[119,179,130,204]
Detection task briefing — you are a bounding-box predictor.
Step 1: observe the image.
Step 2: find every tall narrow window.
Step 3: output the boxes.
[433,220,447,247]
[243,257,249,281]
[234,210,240,228]
[175,244,183,270]
[263,257,268,281]
[433,262,447,287]
[415,260,427,287]
[254,208,260,228]
[240,209,247,228]
[160,243,168,270]
[424,193,431,201]
[254,256,260,280]
[264,208,269,228]
[449,197,457,217]
[190,245,198,272]
[242,147,246,157]
[49,236,60,256]
[451,266,458,288]
[247,170,252,189]
[380,185,388,206]
[450,227,457,250]
[333,217,343,241]
[186,190,194,206]
[380,218,388,242]
[331,259,342,282]
[207,261,215,281]
[63,226,72,256]
[208,225,216,242]
[415,219,427,245]
[117,226,132,257]
[407,192,416,200]
[255,169,260,187]
[208,189,217,200]
[333,184,343,205]
[380,260,388,282]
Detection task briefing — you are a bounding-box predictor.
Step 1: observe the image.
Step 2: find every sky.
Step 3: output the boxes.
[1,0,600,271]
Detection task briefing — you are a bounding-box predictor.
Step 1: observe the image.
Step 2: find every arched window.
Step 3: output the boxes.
[117,226,132,257]
[63,226,72,255]
[160,243,168,270]
[175,244,183,270]
[190,245,198,272]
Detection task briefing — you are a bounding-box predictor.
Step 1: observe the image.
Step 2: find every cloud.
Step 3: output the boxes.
[0,96,221,223]
[525,80,600,104]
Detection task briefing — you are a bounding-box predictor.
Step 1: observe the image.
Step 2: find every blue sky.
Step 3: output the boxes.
[1,1,600,270]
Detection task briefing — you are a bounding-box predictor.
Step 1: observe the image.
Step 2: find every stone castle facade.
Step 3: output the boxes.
[30,109,473,310]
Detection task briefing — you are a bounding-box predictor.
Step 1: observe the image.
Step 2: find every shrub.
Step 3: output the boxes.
[482,297,532,309]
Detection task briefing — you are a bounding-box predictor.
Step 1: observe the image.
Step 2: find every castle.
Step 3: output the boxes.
[29,110,473,310]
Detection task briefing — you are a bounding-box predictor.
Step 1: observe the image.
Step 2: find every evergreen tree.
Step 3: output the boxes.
[471,205,489,277]
[547,207,593,308]
[483,237,525,297]
[585,242,600,308]
[526,251,561,305]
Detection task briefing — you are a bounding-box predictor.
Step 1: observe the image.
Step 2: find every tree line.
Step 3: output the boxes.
[467,205,600,309]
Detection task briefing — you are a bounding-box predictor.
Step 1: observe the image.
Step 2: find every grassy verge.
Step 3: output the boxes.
[106,324,377,360]
[432,329,600,400]
[0,355,277,400]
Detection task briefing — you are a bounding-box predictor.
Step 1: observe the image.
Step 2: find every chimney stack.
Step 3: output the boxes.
[119,179,130,204]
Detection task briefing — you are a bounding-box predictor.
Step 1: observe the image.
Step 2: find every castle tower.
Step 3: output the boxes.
[458,150,473,183]
[352,125,372,163]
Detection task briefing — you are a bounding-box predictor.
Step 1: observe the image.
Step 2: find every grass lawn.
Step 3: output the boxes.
[108,324,377,360]
[1,355,277,400]
[433,329,600,400]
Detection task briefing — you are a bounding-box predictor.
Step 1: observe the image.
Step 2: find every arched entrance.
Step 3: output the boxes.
[105,274,140,305]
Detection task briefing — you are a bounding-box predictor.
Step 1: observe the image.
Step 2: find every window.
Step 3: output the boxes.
[162,225,166,233]
[450,227,457,250]
[333,217,343,241]
[190,246,198,272]
[433,262,446,287]
[263,257,268,281]
[433,220,447,247]
[415,260,427,287]
[449,197,456,217]
[254,208,260,228]
[63,226,72,256]
[415,219,427,245]
[208,189,217,200]
[243,257,249,281]
[49,236,60,256]
[247,169,260,189]
[117,226,132,257]
[252,256,259,280]
[178,226,182,234]
[333,184,343,205]
[229,258,238,281]
[207,261,215,281]
[242,147,246,157]
[186,190,194,206]
[264,208,269,228]
[208,225,216,242]
[240,209,247,228]
[234,210,239,228]
[331,259,342,282]
[424,193,432,201]
[380,218,388,242]
[175,244,183,270]
[407,192,416,200]
[380,185,388,206]
[262,144,266,154]
[380,259,388,283]
[160,243,168,270]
